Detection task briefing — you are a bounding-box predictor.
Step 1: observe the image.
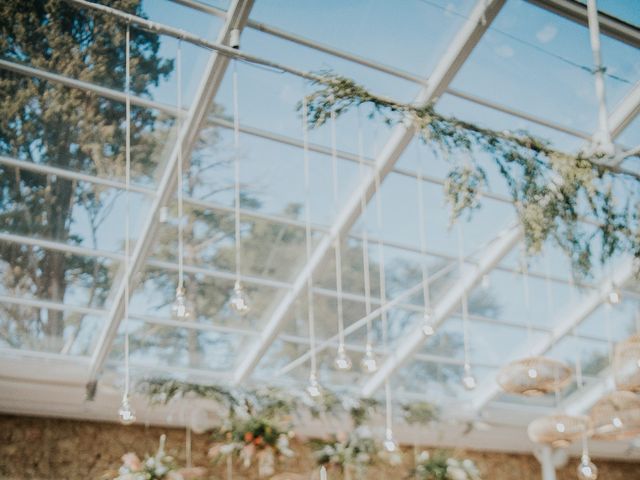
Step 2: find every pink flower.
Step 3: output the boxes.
[121,452,142,471]
[175,467,208,479]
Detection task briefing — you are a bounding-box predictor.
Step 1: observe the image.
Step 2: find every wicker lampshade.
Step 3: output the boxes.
[589,391,640,441]
[527,414,590,448]
[497,357,572,396]
[614,334,640,392]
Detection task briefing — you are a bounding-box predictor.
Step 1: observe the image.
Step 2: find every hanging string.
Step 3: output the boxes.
[330,97,346,356]
[357,109,373,349]
[374,169,388,352]
[302,94,318,385]
[123,23,132,401]
[604,300,615,380]
[521,246,532,355]
[416,144,432,319]
[457,225,472,373]
[568,271,584,388]
[176,40,185,290]
[586,0,613,153]
[232,60,242,286]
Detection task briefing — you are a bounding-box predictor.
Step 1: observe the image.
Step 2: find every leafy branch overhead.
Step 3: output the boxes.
[300,73,640,277]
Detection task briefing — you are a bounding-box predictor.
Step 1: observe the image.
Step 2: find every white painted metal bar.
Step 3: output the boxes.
[0,232,122,261]
[232,0,509,386]
[86,0,256,386]
[609,80,640,140]
[0,59,181,116]
[360,224,522,397]
[525,0,640,48]
[470,260,635,412]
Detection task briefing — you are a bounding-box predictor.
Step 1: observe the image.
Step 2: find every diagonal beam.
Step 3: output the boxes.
[360,225,522,397]
[525,0,640,48]
[470,260,634,412]
[231,0,508,385]
[86,0,255,386]
[609,80,640,140]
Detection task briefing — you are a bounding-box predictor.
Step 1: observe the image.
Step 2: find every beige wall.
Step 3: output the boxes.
[0,415,638,480]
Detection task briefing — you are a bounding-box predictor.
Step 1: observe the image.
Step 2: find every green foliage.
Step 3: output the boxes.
[301,74,640,278]
[410,451,481,480]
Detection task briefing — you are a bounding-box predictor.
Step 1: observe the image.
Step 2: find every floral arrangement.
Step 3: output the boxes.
[110,435,206,480]
[412,451,481,480]
[312,426,378,477]
[208,416,294,477]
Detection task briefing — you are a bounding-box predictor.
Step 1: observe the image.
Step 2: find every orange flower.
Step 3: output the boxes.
[244,432,254,442]
[253,436,264,446]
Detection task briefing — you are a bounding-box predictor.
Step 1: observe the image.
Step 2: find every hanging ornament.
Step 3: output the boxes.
[497,357,572,396]
[614,334,640,392]
[118,394,136,425]
[356,107,377,375]
[527,414,590,448]
[383,427,399,453]
[589,391,640,441]
[334,344,352,371]
[229,280,251,315]
[172,39,194,320]
[462,363,477,391]
[577,456,598,480]
[229,60,250,315]
[306,373,322,398]
[607,289,621,305]
[421,308,435,337]
[172,286,192,319]
[360,343,378,373]
[302,92,322,399]
[416,144,435,339]
[457,225,475,391]
[329,96,352,372]
[118,24,135,426]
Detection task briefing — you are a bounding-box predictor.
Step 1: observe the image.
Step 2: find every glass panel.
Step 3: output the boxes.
[132,265,287,330]
[110,318,248,371]
[0,242,116,309]
[0,167,152,254]
[188,127,369,227]
[0,303,101,356]
[249,0,477,79]
[450,0,640,133]
[575,297,640,341]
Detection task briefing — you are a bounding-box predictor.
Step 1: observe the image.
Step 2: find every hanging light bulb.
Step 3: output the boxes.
[421,309,436,337]
[172,286,192,319]
[607,289,621,305]
[577,455,598,480]
[306,373,322,398]
[361,343,378,373]
[229,280,250,315]
[118,395,136,425]
[383,428,399,452]
[334,344,352,371]
[462,363,477,391]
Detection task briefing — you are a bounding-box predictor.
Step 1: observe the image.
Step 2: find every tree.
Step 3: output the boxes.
[0,0,172,350]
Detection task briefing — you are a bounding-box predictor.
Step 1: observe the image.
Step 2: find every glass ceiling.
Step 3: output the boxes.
[1,0,639,447]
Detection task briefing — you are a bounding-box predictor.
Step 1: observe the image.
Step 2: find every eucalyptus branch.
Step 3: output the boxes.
[300,73,640,277]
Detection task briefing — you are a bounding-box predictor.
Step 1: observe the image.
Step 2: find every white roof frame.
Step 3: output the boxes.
[86,0,256,389]
[470,260,634,412]
[231,0,509,386]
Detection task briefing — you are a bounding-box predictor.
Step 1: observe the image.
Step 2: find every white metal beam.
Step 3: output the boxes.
[360,225,522,397]
[470,260,635,412]
[86,0,255,386]
[231,0,508,385]
[525,0,640,48]
[609,80,640,140]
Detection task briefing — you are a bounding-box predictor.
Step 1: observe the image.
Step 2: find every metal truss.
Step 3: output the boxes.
[232,0,509,386]
[85,0,256,389]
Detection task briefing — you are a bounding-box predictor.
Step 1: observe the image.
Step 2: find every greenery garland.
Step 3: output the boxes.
[139,378,438,427]
[301,73,640,277]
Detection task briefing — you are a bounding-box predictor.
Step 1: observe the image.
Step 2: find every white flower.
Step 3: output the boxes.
[447,466,469,480]
[417,451,430,462]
